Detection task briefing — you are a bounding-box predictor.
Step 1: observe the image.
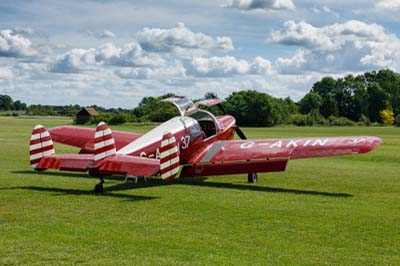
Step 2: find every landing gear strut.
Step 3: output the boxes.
[94,178,105,193]
[248,173,258,183]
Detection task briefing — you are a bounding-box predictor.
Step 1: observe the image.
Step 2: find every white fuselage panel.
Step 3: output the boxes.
[117,116,198,155]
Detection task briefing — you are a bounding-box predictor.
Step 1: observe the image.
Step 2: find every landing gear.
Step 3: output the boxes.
[248,173,258,183]
[94,178,105,193]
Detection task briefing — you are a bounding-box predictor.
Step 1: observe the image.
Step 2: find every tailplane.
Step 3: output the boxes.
[159,132,180,182]
[29,125,55,169]
[94,122,116,162]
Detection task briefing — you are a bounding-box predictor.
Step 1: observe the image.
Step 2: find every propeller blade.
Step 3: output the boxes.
[235,126,247,140]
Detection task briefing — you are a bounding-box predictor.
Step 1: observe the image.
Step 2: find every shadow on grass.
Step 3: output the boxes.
[181,180,353,198]
[1,186,159,202]
[11,170,123,181]
[10,170,353,198]
[107,177,353,198]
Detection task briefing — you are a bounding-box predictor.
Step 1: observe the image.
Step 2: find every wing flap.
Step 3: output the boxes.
[180,159,288,177]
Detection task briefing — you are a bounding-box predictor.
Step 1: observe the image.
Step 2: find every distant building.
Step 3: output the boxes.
[76,107,99,124]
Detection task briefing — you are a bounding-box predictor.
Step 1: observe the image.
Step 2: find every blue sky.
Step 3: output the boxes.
[1,0,400,108]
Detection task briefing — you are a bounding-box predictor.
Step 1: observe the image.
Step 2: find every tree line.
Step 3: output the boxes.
[1,69,399,126]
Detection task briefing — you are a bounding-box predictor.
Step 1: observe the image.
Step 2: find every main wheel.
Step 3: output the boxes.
[248,173,258,183]
[94,183,104,193]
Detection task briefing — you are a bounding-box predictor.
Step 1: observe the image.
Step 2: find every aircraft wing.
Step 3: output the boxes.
[180,136,381,177]
[48,126,142,152]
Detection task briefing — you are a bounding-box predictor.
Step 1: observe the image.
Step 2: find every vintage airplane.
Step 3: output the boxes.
[29,96,382,192]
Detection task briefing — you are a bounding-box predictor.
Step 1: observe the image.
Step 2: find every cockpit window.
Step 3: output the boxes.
[189,111,217,139]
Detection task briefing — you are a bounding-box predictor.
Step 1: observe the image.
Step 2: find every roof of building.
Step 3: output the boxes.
[77,107,99,116]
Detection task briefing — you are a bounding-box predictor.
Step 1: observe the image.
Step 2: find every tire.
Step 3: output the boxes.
[248,173,257,183]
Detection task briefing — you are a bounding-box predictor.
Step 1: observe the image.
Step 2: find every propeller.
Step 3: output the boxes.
[234,126,247,140]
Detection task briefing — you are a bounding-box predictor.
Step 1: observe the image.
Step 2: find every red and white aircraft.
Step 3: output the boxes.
[29,97,382,192]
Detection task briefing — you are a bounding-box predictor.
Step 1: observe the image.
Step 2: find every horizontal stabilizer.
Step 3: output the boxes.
[98,155,159,176]
[36,154,94,172]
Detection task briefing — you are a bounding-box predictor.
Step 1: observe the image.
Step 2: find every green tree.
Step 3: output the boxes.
[375,69,400,115]
[204,92,218,99]
[133,94,179,122]
[13,100,27,111]
[367,82,389,122]
[299,92,322,114]
[0,95,14,110]
[311,77,339,117]
[224,90,279,127]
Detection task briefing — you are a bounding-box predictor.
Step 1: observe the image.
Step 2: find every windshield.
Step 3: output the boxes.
[189,110,218,139]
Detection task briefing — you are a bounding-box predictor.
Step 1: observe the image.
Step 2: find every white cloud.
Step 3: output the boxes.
[99,29,116,39]
[12,27,35,36]
[250,56,273,75]
[49,48,97,73]
[375,0,400,11]
[116,42,164,67]
[0,29,36,57]
[116,61,186,80]
[224,0,295,11]
[216,36,234,51]
[87,29,116,39]
[115,67,154,80]
[137,23,234,55]
[188,55,272,77]
[272,20,400,73]
[50,42,165,73]
[189,56,250,77]
[0,67,14,80]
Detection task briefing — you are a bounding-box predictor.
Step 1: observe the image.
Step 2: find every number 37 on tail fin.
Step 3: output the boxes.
[29,97,382,192]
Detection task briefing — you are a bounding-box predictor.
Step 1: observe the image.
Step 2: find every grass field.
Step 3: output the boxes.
[0,117,399,265]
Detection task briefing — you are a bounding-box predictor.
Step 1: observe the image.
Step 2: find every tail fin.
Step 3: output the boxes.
[94,122,116,162]
[29,125,55,169]
[160,132,180,182]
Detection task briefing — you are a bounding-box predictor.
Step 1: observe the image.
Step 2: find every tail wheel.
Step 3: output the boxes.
[248,173,257,183]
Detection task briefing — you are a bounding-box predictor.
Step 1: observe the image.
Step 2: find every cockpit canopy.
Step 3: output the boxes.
[162,96,223,117]
[162,96,223,139]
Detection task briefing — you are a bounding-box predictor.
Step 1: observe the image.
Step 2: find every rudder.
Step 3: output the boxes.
[94,121,116,162]
[160,132,180,182]
[29,125,55,169]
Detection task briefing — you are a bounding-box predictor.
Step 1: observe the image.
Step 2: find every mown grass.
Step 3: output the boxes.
[0,117,399,265]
